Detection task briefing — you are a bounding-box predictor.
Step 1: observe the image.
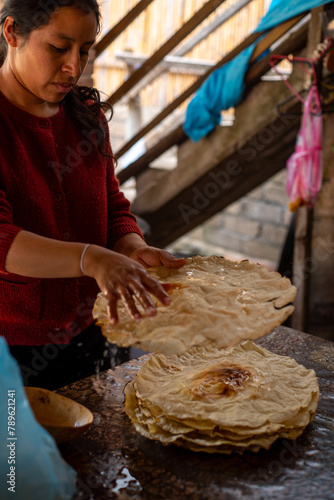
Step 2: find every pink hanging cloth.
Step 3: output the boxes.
[286,83,322,211]
[269,38,332,211]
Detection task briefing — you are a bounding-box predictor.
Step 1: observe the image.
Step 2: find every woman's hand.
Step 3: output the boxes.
[113,233,186,269]
[83,245,173,325]
[129,245,186,269]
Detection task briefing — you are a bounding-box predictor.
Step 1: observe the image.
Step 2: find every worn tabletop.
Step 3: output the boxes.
[58,326,334,500]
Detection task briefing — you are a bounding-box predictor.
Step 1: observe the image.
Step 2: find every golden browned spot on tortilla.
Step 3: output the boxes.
[187,364,251,398]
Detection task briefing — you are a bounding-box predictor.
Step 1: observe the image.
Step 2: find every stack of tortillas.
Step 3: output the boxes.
[93,255,319,453]
[124,341,320,454]
[93,256,297,355]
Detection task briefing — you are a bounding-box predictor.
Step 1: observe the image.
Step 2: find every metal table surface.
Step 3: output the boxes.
[57,326,334,500]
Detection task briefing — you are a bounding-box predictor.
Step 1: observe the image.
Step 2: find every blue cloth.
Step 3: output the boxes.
[0,338,77,500]
[256,0,333,32]
[184,0,334,142]
[183,43,256,142]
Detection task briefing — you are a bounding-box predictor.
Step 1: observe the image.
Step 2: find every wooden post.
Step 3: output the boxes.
[124,50,143,143]
[291,207,313,332]
[291,7,322,332]
[308,110,334,340]
[292,5,334,340]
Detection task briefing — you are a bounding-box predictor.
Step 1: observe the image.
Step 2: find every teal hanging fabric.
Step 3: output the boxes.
[0,337,77,500]
[256,0,333,32]
[184,0,334,142]
[183,43,256,142]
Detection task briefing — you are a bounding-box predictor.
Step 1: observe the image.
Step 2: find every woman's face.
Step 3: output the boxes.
[6,6,97,105]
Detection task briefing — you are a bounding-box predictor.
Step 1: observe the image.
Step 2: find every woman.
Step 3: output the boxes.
[0,0,185,389]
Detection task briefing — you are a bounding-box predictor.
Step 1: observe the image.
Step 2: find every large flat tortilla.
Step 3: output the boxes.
[93,256,297,354]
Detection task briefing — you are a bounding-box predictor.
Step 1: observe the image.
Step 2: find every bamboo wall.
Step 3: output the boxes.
[94,0,271,109]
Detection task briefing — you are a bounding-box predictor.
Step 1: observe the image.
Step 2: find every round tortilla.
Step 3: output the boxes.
[93,256,297,354]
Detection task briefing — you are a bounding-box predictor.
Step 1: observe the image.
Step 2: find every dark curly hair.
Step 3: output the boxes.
[0,0,113,156]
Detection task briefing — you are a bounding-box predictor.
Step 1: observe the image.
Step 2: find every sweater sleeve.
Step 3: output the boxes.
[0,189,23,273]
[106,165,143,248]
[101,115,143,248]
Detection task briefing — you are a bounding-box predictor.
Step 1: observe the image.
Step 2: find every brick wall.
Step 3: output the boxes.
[167,170,293,270]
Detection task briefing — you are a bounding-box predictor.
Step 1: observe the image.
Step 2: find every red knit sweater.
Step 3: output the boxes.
[0,91,142,345]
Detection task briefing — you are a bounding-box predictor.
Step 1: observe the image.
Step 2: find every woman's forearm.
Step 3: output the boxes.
[5,230,85,278]
[5,231,147,279]
[4,230,180,323]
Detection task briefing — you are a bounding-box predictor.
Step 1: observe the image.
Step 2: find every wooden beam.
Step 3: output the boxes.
[115,15,305,162]
[251,15,305,61]
[115,50,215,72]
[115,31,261,160]
[118,0,254,105]
[117,15,308,184]
[117,124,186,184]
[106,0,226,106]
[94,0,155,58]
[141,103,302,248]
[245,15,309,85]
[174,0,253,58]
